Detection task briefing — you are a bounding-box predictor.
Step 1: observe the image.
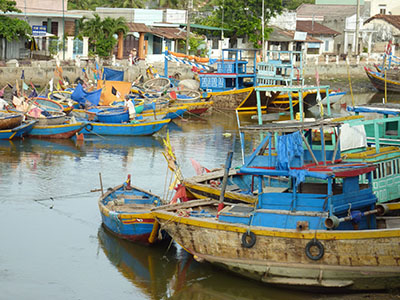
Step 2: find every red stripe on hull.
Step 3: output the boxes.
[32,129,82,139]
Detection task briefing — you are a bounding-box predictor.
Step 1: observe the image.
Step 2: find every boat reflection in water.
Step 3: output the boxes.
[97,226,310,300]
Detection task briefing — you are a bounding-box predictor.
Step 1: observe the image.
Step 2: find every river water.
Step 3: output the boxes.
[0,92,398,300]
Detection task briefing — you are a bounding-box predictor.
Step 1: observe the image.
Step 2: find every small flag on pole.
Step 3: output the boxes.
[112,86,121,98]
[21,70,24,80]
[22,82,28,90]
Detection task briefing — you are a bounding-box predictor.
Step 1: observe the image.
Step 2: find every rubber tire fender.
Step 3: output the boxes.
[85,123,93,131]
[305,239,324,261]
[241,231,256,248]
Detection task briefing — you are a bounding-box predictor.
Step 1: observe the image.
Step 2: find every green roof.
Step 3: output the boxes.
[180,24,231,31]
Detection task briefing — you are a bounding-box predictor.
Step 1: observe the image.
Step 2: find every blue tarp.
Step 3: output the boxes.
[71,83,102,106]
[102,67,124,81]
[276,131,304,170]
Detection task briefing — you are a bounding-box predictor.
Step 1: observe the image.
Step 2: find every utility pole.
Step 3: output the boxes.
[262,0,265,61]
[186,0,193,56]
[62,0,65,60]
[355,0,360,55]
[221,0,224,40]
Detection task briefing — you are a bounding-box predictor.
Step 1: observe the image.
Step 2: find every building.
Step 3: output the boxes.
[363,14,400,54]
[296,20,340,54]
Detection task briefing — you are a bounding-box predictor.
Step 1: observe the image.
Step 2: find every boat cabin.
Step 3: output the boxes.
[199,48,258,92]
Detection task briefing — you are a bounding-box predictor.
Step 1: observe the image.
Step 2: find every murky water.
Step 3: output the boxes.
[0,92,398,300]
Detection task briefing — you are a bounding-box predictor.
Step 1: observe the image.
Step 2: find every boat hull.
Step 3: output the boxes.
[365,67,400,93]
[81,119,170,136]
[154,210,400,291]
[0,120,37,140]
[29,122,86,139]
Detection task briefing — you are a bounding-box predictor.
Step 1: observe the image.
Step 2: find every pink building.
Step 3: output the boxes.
[15,0,68,14]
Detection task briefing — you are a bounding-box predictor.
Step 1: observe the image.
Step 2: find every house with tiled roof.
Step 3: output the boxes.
[363,14,400,53]
[296,21,340,54]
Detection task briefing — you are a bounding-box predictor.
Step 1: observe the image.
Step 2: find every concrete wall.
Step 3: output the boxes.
[367,0,400,16]
[15,0,67,13]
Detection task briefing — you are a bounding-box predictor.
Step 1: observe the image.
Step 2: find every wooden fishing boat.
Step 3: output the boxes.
[140,105,187,120]
[96,108,130,123]
[364,67,400,93]
[81,118,170,136]
[99,176,164,244]
[28,121,87,139]
[153,152,400,291]
[0,111,23,130]
[34,96,74,115]
[26,110,66,126]
[338,104,400,203]
[0,120,37,140]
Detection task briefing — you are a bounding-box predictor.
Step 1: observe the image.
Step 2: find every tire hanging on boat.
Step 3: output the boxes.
[241,231,256,248]
[85,123,93,131]
[305,239,324,261]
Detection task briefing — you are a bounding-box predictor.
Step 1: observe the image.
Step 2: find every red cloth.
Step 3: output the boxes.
[171,184,188,204]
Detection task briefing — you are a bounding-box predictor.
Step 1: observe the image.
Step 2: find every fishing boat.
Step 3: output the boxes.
[153,127,400,291]
[81,118,170,136]
[364,67,400,93]
[98,175,164,244]
[26,110,66,126]
[0,111,23,130]
[28,121,87,139]
[0,120,37,140]
[338,104,400,203]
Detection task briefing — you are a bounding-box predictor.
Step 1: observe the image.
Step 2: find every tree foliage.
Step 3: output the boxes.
[282,0,314,10]
[0,0,30,41]
[68,0,144,10]
[77,14,129,58]
[196,0,282,48]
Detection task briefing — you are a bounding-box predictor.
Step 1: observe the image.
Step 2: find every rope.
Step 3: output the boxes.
[32,190,98,202]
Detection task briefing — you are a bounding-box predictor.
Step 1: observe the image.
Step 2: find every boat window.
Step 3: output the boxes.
[381,163,385,178]
[397,159,400,174]
[386,161,392,176]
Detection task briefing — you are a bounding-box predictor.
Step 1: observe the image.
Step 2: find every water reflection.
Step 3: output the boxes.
[98,226,311,300]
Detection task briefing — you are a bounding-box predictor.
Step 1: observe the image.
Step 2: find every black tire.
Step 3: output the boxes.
[85,123,93,131]
[305,239,324,261]
[241,231,256,248]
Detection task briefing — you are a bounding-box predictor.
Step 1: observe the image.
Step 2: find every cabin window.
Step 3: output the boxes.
[380,163,385,178]
[396,159,400,174]
[386,161,392,176]
[373,168,378,179]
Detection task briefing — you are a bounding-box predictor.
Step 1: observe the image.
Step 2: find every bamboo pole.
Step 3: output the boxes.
[346,59,355,106]
[384,69,387,104]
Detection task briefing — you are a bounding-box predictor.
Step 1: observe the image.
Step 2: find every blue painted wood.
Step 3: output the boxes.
[81,119,170,136]
[0,120,37,139]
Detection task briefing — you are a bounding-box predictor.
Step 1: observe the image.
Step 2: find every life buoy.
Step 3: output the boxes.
[241,231,256,248]
[305,239,324,261]
[85,123,93,131]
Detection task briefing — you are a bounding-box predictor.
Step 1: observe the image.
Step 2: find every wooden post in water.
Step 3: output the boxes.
[217,151,234,215]
[99,172,104,196]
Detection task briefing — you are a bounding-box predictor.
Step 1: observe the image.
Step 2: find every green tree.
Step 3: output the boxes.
[77,14,128,58]
[197,0,282,48]
[282,0,314,10]
[0,0,30,41]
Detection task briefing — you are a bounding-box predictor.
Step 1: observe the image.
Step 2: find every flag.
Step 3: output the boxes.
[28,89,38,98]
[111,86,117,96]
[21,70,24,80]
[49,78,54,93]
[22,82,28,90]
[0,86,6,97]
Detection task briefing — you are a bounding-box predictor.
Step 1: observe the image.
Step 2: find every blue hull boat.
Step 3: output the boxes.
[0,120,37,140]
[29,122,87,139]
[82,119,170,136]
[99,177,163,244]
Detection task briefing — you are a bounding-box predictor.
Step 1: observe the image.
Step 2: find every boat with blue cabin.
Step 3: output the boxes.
[153,126,400,291]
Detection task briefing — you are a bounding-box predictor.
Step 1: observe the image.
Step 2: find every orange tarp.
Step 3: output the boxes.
[97,81,132,105]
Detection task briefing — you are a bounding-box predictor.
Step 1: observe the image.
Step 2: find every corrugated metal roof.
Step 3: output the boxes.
[150,27,186,39]
[296,21,340,36]
[268,26,322,43]
[296,4,357,18]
